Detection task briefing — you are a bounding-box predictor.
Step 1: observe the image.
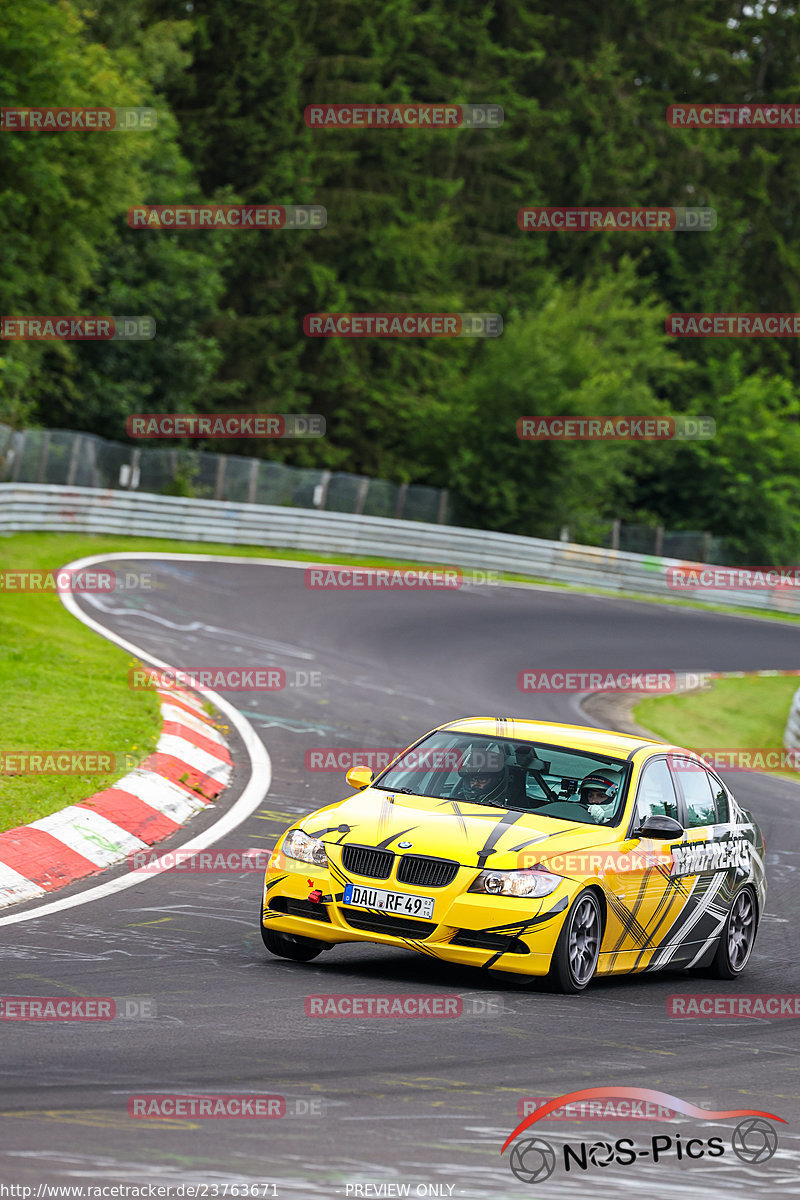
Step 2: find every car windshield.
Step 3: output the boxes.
[374,732,629,826]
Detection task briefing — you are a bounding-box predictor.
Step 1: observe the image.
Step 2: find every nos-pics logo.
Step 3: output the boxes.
[502,1087,783,1184]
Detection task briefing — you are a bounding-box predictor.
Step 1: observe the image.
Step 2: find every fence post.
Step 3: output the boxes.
[436,489,449,524]
[354,477,369,515]
[610,518,620,551]
[247,459,259,505]
[35,430,51,484]
[9,432,25,481]
[86,438,100,488]
[214,455,226,501]
[395,482,408,519]
[66,434,82,486]
[314,469,331,510]
[654,525,664,556]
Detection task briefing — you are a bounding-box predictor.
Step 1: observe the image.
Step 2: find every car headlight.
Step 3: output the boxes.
[468,866,562,898]
[282,829,327,867]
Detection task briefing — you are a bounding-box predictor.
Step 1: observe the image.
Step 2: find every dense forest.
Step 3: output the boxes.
[2,0,800,560]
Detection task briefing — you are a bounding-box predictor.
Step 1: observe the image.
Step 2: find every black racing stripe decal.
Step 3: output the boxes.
[476,808,531,868]
[633,875,706,970]
[507,828,578,853]
[604,891,651,950]
[608,869,652,954]
[264,874,288,891]
[377,795,395,839]
[478,897,570,969]
[436,797,470,838]
[477,897,569,938]
[310,823,353,843]
[327,860,351,890]
[376,827,417,850]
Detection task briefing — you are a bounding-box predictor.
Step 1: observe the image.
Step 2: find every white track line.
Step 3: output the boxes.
[0,552,272,927]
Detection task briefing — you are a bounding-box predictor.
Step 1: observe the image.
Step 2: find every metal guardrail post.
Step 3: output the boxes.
[354,478,369,515]
[247,459,259,505]
[10,431,25,482]
[215,455,227,501]
[314,470,331,510]
[66,435,82,486]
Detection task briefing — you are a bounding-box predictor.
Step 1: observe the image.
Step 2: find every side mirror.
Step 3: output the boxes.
[635,814,684,840]
[346,765,373,791]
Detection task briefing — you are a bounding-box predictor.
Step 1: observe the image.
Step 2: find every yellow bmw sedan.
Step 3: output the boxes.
[260,718,766,992]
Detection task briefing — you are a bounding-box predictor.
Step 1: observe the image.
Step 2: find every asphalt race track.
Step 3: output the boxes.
[2,556,799,1198]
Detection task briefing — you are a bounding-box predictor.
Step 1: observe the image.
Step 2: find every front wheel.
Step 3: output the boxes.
[260,921,326,962]
[709,886,757,978]
[547,889,603,993]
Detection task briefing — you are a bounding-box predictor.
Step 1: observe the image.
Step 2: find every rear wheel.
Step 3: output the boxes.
[260,920,326,962]
[709,886,757,978]
[547,889,603,993]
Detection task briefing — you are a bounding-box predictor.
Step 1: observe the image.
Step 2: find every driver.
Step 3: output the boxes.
[578,769,624,822]
[456,747,509,806]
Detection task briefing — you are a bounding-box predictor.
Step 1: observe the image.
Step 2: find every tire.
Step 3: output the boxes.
[547,889,603,993]
[709,886,758,979]
[260,920,326,962]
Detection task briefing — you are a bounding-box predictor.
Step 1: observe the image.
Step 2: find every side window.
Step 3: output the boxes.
[707,773,730,825]
[634,759,679,825]
[672,759,716,828]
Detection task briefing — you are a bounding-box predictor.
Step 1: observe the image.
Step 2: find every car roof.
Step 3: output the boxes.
[437,716,664,762]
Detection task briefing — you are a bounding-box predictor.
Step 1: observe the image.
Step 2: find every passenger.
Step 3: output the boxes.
[577,769,624,822]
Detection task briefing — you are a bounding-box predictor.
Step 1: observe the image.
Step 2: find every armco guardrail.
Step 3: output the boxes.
[1,482,799,615]
[784,687,800,750]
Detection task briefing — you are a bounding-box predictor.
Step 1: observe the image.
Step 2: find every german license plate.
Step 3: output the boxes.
[342,883,434,920]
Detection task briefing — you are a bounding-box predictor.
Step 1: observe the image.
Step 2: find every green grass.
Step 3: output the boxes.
[3,529,799,835]
[0,536,166,832]
[634,675,800,778]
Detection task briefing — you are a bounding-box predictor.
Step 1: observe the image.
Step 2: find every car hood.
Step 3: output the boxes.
[301,787,621,871]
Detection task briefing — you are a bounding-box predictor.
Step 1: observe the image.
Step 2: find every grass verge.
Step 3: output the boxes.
[633,675,800,780]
